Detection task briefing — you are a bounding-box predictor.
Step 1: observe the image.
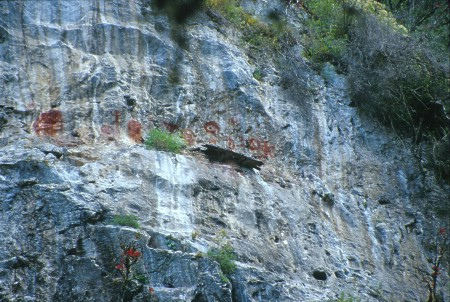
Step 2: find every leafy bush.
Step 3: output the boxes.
[426,227,448,302]
[205,0,288,49]
[111,214,140,229]
[303,0,450,180]
[207,241,236,274]
[253,69,262,81]
[145,128,186,153]
[303,0,407,68]
[376,0,448,48]
[347,15,448,131]
[331,292,361,302]
[345,14,449,179]
[207,230,236,275]
[303,0,348,66]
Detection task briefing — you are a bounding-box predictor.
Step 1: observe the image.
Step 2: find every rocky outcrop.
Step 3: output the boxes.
[0,1,448,301]
[191,144,264,170]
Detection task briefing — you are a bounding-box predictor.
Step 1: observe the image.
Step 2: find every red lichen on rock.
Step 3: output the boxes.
[183,129,196,146]
[127,119,142,142]
[33,109,63,136]
[204,121,220,135]
[113,110,122,127]
[248,138,260,151]
[261,141,275,158]
[101,125,115,137]
[227,137,235,150]
[164,122,179,133]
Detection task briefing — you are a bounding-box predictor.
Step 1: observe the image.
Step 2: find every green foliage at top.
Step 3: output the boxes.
[145,128,186,153]
[303,0,450,181]
[303,0,407,67]
[376,0,449,48]
[205,0,289,49]
[207,230,237,275]
[303,0,348,65]
[111,214,140,229]
[343,0,407,33]
[346,14,449,180]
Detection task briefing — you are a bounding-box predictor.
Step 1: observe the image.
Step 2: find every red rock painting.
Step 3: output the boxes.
[164,122,179,133]
[33,109,63,136]
[246,137,275,158]
[248,138,260,151]
[227,137,235,150]
[113,110,121,127]
[209,137,218,145]
[262,141,275,158]
[127,119,142,142]
[183,129,196,146]
[101,125,115,137]
[204,121,220,135]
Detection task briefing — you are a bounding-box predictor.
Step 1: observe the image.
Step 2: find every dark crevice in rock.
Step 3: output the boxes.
[124,95,136,108]
[312,270,327,281]
[192,291,208,302]
[191,144,263,170]
[198,178,221,191]
[83,207,108,225]
[17,178,38,188]
[10,256,31,269]
[405,219,417,233]
[0,113,7,131]
[67,238,85,256]
[378,198,391,205]
[209,216,228,228]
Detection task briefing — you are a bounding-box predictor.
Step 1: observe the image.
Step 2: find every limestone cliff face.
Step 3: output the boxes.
[0,1,448,301]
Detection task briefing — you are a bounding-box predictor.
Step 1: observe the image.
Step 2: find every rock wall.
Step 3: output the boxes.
[0,0,448,301]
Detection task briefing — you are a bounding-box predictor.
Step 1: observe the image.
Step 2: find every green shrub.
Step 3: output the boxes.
[219,272,230,283]
[145,128,186,153]
[253,69,262,81]
[111,214,140,229]
[346,15,449,130]
[345,14,449,180]
[205,0,287,49]
[207,230,236,275]
[303,0,408,67]
[303,0,348,67]
[333,292,361,302]
[303,0,450,181]
[207,242,236,275]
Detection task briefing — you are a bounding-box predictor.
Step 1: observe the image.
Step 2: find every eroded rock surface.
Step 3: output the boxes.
[0,1,448,301]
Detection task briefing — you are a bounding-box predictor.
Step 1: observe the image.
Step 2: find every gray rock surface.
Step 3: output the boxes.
[0,0,448,301]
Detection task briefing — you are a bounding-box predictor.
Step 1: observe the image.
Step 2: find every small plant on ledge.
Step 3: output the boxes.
[416,227,448,302]
[115,243,142,284]
[110,214,140,229]
[114,242,154,302]
[145,128,186,153]
[426,227,448,302]
[207,230,237,278]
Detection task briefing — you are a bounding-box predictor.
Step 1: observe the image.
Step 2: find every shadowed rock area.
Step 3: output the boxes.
[191,144,264,170]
